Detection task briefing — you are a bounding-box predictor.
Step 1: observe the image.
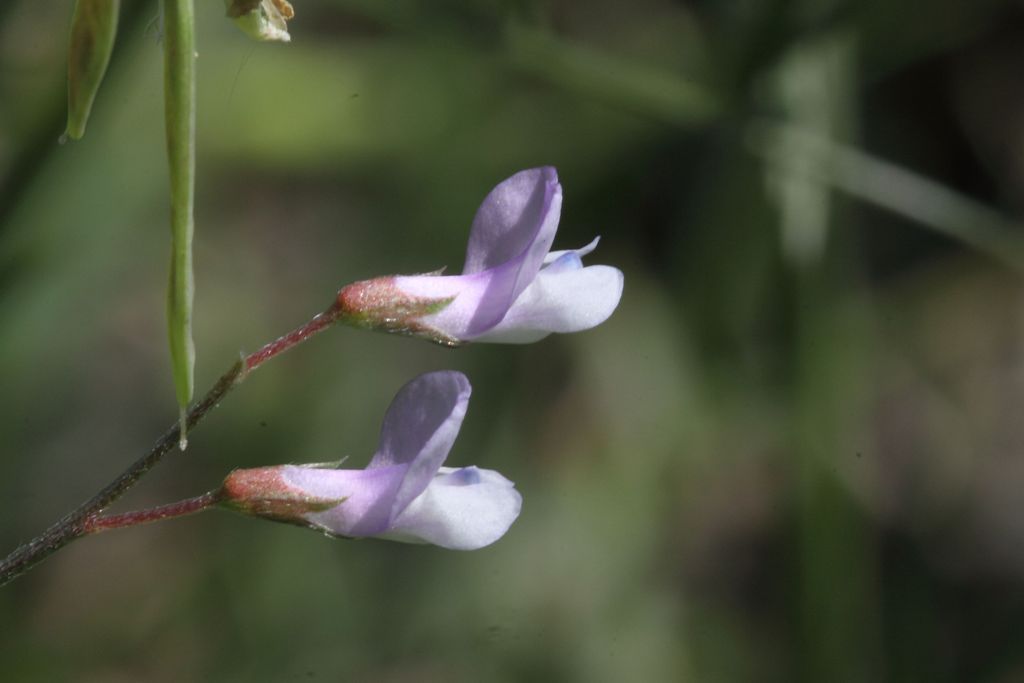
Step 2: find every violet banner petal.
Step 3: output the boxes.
[463,167,561,274]
[369,370,472,520]
[460,168,563,334]
[473,264,625,344]
[384,466,523,550]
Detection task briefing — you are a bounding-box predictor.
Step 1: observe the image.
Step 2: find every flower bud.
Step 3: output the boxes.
[225,0,294,43]
[65,0,120,141]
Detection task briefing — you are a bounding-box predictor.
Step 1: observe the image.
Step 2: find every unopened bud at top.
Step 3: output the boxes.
[225,0,294,42]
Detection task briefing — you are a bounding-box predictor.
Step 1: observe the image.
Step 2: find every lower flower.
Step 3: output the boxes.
[219,371,521,550]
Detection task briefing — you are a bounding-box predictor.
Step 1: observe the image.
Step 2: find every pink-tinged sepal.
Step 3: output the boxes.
[220,466,347,529]
[334,276,459,347]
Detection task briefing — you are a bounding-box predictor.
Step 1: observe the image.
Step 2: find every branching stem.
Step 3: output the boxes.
[0,302,340,587]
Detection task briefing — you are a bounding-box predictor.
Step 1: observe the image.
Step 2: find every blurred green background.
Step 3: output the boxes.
[3,0,1024,680]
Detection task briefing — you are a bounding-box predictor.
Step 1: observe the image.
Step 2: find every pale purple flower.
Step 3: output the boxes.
[335,167,624,345]
[220,371,521,550]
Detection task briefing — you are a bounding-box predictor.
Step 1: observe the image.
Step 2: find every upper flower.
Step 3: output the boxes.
[334,167,624,345]
[219,371,521,550]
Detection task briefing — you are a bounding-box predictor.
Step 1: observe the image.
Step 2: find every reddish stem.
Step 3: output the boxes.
[244,304,339,372]
[83,491,221,534]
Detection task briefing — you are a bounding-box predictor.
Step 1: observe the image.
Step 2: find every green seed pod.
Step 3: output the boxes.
[163,0,197,448]
[65,0,120,141]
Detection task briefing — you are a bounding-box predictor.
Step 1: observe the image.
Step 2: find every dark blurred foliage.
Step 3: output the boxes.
[3,1,1024,681]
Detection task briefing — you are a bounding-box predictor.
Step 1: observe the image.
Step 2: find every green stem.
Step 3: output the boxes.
[163,0,197,447]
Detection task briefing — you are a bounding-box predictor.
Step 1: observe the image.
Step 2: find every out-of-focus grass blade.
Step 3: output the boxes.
[759,34,885,683]
[750,120,1024,272]
[505,23,720,128]
[65,0,120,141]
[163,0,197,448]
[761,35,856,266]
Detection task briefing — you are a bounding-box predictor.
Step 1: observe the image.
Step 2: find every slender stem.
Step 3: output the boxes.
[82,490,221,535]
[0,303,339,587]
